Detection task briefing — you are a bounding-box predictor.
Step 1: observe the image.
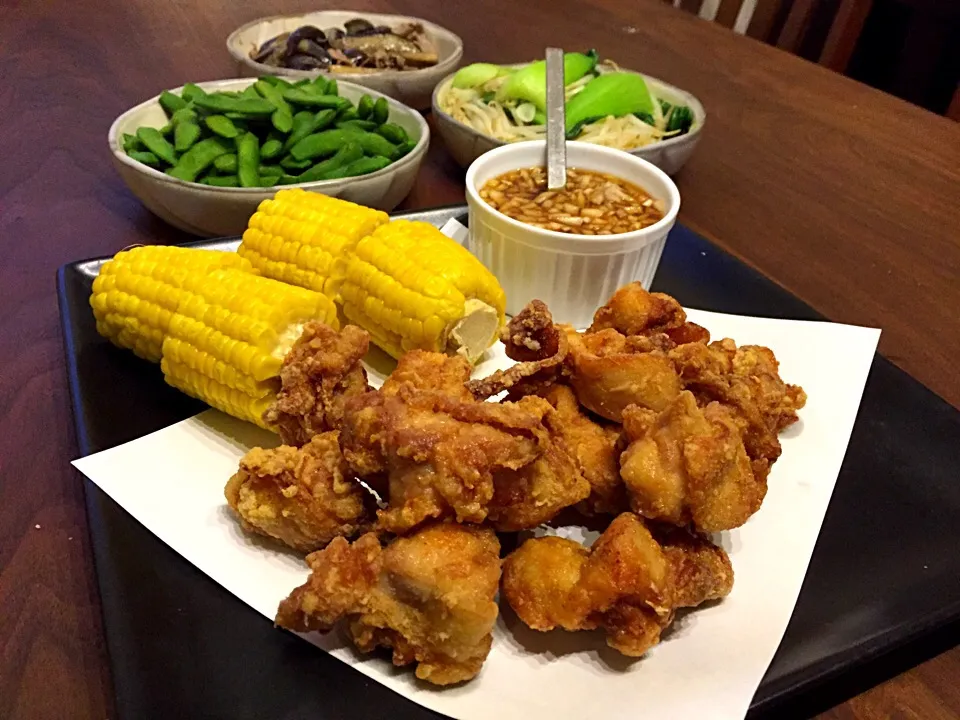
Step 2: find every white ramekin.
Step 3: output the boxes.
[465,141,681,329]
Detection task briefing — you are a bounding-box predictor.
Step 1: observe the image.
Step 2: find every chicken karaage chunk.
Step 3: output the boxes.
[341,382,588,534]
[538,384,626,516]
[587,282,709,346]
[502,513,732,657]
[276,523,501,685]
[669,339,807,476]
[619,391,762,532]
[264,322,371,447]
[225,432,373,552]
[567,327,681,422]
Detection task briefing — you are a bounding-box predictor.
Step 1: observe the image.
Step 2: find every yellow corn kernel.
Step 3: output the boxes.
[335,220,506,361]
[90,246,253,362]
[238,189,388,297]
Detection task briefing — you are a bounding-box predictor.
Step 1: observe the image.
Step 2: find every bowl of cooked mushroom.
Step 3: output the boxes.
[227,10,463,110]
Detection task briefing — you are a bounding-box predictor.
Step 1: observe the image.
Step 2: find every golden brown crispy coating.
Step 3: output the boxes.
[619,392,763,532]
[469,299,569,400]
[502,513,732,657]
[382,349,473,400]
[587,282,709,346]
[538,384,627,516]
[264,323,371,447]
[567,327,682,422]
[669,339,807,474]
[225,432,373,552]
[588,283,687,337]
[276,523,502,685]
[342,382,587,534]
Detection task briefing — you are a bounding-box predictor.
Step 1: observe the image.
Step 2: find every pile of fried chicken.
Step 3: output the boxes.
[223,284,806,685]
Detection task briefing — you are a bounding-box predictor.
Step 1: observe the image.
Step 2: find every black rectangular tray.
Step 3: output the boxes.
[58,206,960,720]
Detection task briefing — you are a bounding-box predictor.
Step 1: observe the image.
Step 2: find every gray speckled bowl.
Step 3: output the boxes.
[432,68,705,175]
[108,78,429,237]
[227,11,463,111]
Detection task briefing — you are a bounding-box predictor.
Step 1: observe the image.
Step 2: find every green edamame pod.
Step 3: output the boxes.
[122,133,144,153]
[260,138,284,160]
[205,115,240,138]
[259,164,283,175]
[280,88,349,109]
[170,107,197,126]
[355,131,398,160]
[289,129,359,161]
[136,127,177,165]
[237,132,260,188]
[357,95,374,119]
[181,83,207,102]
[174,121,202,152]
[239,85,262,101]
[192,94,275,116]
[213,153,238,173]
[336,106,360,123]
[255,80,294,133]
[280,155,313,171]
[376,123,409,145]
[260,76,294,89]
[292,78,312,88]
[396,139,417,157]
[322,155,391,180]
[159,90,188,116]
[372,97,389,125]
[167,137,231,182]
[283,110,338,153]
[257,174,282,187]
[297,141,364,182]
[326,78,338,96]
[336,120,377,132]
[277,174,303,185]
[128,150,160,167]
[201,175,239,187]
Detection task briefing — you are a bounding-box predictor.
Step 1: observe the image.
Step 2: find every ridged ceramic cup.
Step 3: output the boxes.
[465,141,680,329]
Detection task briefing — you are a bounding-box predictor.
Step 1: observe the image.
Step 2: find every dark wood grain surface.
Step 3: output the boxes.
[1,1,958,719]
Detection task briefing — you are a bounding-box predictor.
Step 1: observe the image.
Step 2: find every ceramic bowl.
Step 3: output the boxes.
[434,68,704,175]
[108,77,429,237]
[465,141,680,328]
[227,11,463,110]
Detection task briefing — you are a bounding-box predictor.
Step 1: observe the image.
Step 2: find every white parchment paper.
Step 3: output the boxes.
[74,309,879,720]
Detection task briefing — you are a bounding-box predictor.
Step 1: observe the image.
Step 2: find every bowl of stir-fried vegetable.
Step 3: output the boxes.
[432,52,704,174]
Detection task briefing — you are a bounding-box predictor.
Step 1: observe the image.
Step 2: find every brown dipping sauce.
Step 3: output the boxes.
[478,167,666,235]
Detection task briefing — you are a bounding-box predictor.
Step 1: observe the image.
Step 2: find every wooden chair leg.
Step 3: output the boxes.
[777,0,817,54]
[948,87,960,122]
[820,0,873,72]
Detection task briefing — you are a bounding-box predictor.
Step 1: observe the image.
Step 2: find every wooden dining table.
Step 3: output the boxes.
[2,0,959,717]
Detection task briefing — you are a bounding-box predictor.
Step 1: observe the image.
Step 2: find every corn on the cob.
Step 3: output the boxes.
[89,246,253,362]
[336,220,506,361]
[238,188,388,296]
[160,268,339,428]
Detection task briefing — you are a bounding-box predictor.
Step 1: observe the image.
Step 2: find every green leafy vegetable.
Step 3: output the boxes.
[564,72,654,134]
[496,50,598,112]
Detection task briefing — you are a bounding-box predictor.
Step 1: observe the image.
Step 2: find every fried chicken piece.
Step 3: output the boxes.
[669,339,807,474]
[225,432,373,552]
[276,523,501,685]
[264,323,371,446]
[587,282,709,346]
[382,349,473,400]
[502,513,732,657]
[567,327,682,422]
[468,299,569,400]
[538,384,627,516]
[341,384,588,534]
[619,391,762,532]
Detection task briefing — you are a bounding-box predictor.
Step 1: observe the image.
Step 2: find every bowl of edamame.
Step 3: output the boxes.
[108,76,429,237]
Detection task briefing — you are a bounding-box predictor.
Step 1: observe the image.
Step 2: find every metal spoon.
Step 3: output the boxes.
[545,47,567,190]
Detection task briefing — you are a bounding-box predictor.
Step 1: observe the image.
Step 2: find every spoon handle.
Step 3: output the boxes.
[545,47,567,190]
